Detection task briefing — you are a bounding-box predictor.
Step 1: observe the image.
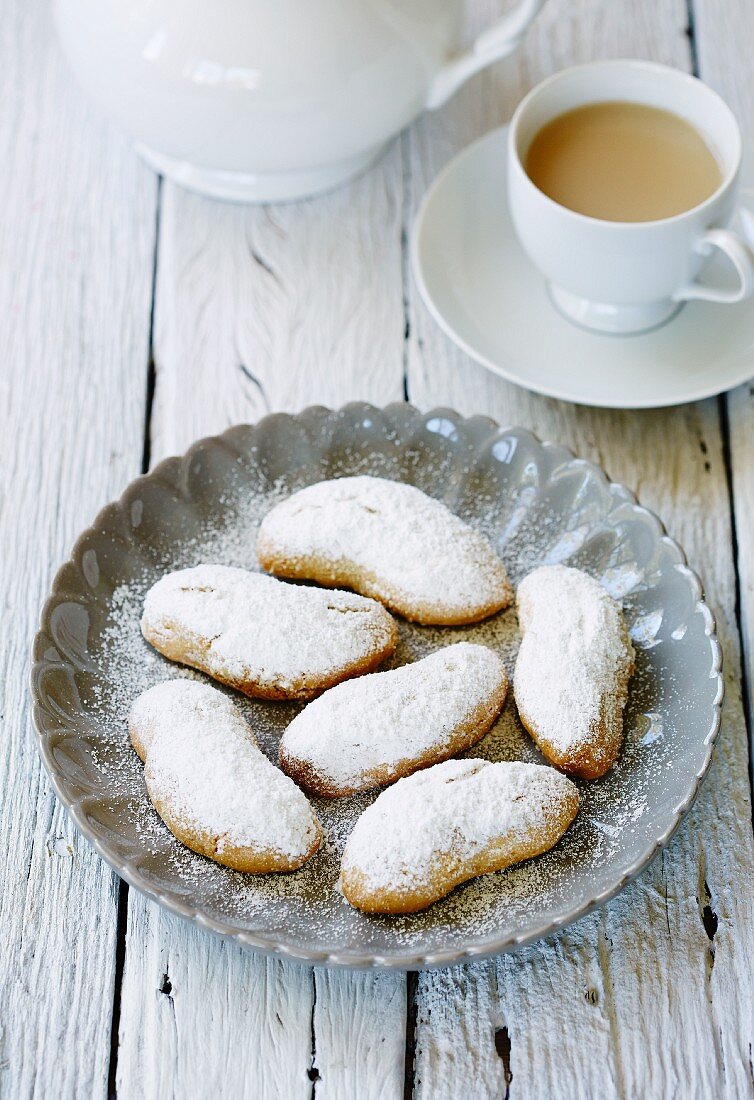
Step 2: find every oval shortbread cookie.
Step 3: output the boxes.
[341,759,579,914]
[257,476,513,625]
[279,643,508,797]
[514,565,635,779]
[141,564,398,700]
[129,680,322,872]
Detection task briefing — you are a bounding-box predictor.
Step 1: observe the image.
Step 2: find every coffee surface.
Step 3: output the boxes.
[524,101,722,222]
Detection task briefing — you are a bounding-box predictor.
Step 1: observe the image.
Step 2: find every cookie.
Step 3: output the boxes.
[513,565,635,779]
[279,643,508,797]
[129,680,322,872]
[257,476,513,625]
[340,758,579,914]
[141,563,397,700]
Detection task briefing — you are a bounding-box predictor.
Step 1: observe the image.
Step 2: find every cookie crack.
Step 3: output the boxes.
[444,763,486,785]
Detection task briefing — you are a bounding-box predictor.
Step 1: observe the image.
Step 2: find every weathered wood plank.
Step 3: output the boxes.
[117,903,315,1100]
[406,2,754,1097]
[0,2,157,1097]
[117,154,408,1100]
[312,970,406,1100]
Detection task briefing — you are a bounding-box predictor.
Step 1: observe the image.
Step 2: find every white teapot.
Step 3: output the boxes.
[54,0,545,202]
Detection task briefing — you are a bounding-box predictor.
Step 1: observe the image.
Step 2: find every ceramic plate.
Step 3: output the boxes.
[412,126,754,408]
[32,404,722,968]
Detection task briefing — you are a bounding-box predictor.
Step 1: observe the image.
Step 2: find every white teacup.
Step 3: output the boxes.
[507,60,754,334]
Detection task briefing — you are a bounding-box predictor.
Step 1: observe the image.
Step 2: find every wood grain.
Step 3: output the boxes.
[0,1,157,1097]
[117,905,314,1100]
[406,2,754,1097]
[312,970,406,1100]
[150,150,406,460]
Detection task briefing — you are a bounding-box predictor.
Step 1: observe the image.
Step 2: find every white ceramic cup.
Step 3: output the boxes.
[507,60,754,334]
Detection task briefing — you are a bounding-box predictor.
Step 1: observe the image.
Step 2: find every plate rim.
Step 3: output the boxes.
[411,125,754,410]
[30,403,724,969]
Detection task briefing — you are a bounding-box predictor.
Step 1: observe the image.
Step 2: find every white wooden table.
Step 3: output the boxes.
[3,2,754,1097]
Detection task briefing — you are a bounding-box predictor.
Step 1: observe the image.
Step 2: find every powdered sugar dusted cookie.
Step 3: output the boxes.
[129,680,322,872]
[341,759,579,914]
[514,565,635,779]
[141,564,397,700]
[257,476,512,625]
[279,643,508,797]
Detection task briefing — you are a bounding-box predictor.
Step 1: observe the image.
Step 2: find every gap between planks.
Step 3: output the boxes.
[717,392,754,826]
[107,176,163,1099]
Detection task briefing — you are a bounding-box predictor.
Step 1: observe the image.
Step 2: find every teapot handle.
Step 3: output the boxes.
[426,0,547,110]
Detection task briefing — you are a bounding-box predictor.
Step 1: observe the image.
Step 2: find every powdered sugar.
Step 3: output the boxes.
[141,563,396,697]
[280,642,508,794]
[130,680,320,864]
[341,759,578,902]
[76,441,681,955]
[257,475,513,623]
[514,565,634,764]
[129,677,247,758]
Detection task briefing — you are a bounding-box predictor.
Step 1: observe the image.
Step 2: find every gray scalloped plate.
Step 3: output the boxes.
[31,404,722,969]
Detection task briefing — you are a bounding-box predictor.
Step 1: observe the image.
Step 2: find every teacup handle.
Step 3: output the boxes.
[673,226,754,304]
[426,0,547,110]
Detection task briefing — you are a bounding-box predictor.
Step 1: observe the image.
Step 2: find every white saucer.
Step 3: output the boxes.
[412,126,754,408]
